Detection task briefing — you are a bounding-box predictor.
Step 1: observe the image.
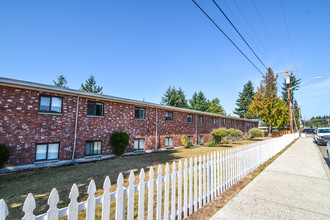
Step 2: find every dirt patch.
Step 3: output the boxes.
[187,138,298,220]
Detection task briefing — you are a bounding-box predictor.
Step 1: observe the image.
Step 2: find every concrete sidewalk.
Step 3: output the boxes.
[210,137,330,220]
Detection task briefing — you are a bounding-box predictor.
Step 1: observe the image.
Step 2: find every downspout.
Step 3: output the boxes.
[72,96,79,160]
[155,108,158,150]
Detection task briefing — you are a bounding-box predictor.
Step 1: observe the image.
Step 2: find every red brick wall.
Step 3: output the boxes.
[0,85,258,166]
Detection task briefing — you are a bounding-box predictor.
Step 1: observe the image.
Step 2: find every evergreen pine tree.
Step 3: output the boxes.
[281,73,301,102]
[189,91,210,112]
[176,87,189,108]
[207,98,225,115]
[80,75,103,94]
[53,75,68,88]
[234,80,255,118]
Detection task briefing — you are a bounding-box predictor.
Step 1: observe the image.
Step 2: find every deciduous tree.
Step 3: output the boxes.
[248,68,289,136]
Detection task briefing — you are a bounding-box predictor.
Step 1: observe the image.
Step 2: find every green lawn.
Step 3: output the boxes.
[0,137,271,219]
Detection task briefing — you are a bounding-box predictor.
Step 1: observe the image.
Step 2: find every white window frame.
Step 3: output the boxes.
[165,137,173,147]
[134,138,145,150]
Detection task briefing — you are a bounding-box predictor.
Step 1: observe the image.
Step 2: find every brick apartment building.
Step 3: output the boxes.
[0,77,258,170]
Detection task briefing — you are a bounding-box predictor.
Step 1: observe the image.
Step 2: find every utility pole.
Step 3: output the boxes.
[278,69,298,134]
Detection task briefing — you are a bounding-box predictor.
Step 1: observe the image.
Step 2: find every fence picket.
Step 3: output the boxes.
[198,155,202,209]
[115,173,124,220]
[102,177,111,220]
[86,180,96,220]
[178,160,182,220]
[189,157,193,215]
[203,155,206,206]
[213,152,217,198]
[183,159,188,218]
[138,169,145,220]
[22,193,36,220]
[127,171,135,220]
[194,156,198,212]
[148,167,155,220]
[164,163,170,220]
[0,199,8,220]
[206,154,210,203]
[217,151,220,195]
[47,188,60,220]
[220,151,223,193]
[171,162,176,220]
[68,184,79,220]
[156,165,162,220]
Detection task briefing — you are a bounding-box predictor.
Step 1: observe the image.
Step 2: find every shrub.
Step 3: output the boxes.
[229,128,243,140]
[187,140,193,146]
[181,135,187,148]
[110,132,129,156]
[249,128,264,138]
[206,141,217,147]
[211,128,229,144]
[0,144,10,168]
[223,140,229,144]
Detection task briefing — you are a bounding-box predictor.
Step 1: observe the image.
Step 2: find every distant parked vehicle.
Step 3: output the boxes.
[303,128,315,134]
[314,128,330,145]
[327,141,330,160]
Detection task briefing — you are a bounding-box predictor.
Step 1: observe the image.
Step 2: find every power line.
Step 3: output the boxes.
[251,0,285,66]
[191,0,265,76]
[232,0,271,61]
[212,0,268,70]
[221,0,270,61]
[280,0,296,65]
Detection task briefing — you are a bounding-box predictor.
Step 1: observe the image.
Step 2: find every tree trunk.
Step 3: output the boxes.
[268,124,273,137]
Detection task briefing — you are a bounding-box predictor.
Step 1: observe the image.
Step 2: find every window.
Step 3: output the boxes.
[212,117,216,124]
[165,137,173,147]
[35,143,59,161]
[231,120,234,126]
[247,122,250,127]
[135,107,145,119]
[223,118,226,126]
[236,121,239,126]
[187,136,193,143]
[87,101,104,116]
[187,114,193,123]
[85,141,102,156]
[199,115,203,124]
[165,111,173,121]
[242,121,245,126]
[38,95,63,114]
[134,139,145,150]
[199,135,204,144]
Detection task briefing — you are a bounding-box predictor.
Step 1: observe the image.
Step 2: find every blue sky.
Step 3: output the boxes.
[0,0,329,120]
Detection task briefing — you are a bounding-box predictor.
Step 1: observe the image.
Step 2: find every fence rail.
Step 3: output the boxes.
[0,133,298,220]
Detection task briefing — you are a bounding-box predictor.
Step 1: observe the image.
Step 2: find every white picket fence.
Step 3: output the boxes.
[0,133,298,220]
